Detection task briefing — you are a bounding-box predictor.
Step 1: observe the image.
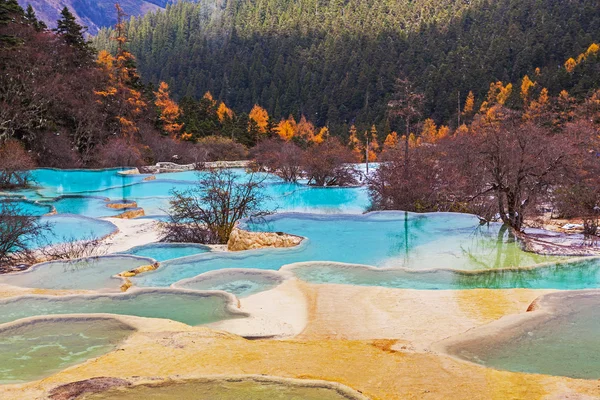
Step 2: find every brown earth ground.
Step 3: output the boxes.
[1,279,600,399]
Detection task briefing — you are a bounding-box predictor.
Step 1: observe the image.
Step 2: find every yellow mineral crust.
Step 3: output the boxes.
[2,330,599,400]
[0,283,598,400]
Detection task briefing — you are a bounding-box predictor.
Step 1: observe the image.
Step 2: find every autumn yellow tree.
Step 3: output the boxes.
[217,102,234,122]
[95,4,146,139]
[276,116,297,141]
[421,118,438,143]
[296,115,315,142]
[565,58,577,73]
[312,127,329,144]
[383,131,399,149]
[366,125,379,161]
[462,91,475,116]
[480,82,512,112]
[249,105,269,135]
[520,75,535,104]
[524,88,549,122]
[154,82,183,137]
[348,125,363,160]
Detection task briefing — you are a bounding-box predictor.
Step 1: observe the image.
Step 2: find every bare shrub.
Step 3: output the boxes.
[32,132,82,168]
[0,139,36,189]
[301,137,359,186]
[38,234,107,261]
[162,168,271,244]
[251,138,304,182]
[197,136,248,161]
[92,137,145,168]
[0,202,50,270]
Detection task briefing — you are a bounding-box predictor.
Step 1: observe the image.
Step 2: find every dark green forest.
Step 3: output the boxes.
[93,0,600,135]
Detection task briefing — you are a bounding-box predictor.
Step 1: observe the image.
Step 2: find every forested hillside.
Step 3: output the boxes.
[94,0,600,135]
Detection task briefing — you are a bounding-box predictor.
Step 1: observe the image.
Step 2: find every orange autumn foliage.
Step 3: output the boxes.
[276,116,297,141]
[249,105,269,134]
[313,127,329,144]
[296,115,316,141]
[348,125,363,160]
[384,131,399,148]
[154,82,183,137]
[217,102,234,122]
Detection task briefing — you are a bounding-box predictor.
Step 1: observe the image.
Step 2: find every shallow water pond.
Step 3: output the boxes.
[120,243,210,262]
[444,291,600,379]
[0,256,154,291]
[0,317,134,384]
[80,378,367,400]
[134,212,567,288]
[0,290,243,326]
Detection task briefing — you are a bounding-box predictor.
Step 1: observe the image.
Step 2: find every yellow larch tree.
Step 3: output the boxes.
[154,82,183,137]
[383,131,398,149]
[249,105,269,134]
[312,127,329,144]
[348,125,363,160]
[462,91,475,116]
[520,75,536,104]
[437,125,450,141]
[296,115,316,142]
[367,125,379,161]
[565,58,577,73]
[421,118,438,143]
[216,102,234,122]
[276,116,297,141]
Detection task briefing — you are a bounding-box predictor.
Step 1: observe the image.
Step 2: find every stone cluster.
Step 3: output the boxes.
[227,227,303,251]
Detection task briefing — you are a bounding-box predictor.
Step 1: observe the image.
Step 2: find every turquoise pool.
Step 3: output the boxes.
[0,289,245,326]
[50,196,126,218]
[288,258,600,290]
[0,199,53,216]
[14,168,370,217]
[120,243,211,262]
[28,215,118,249]
[132,212,567,288]
[443,290,600,379]
[0,317,135,384]
[174,270,286,297]
[30,168,145,198]
[0,255,154,291]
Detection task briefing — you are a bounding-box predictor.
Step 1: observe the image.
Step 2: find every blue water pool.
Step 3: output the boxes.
[120,243,210,262]
[32,215,118,248]
[0,289,245,326]
[288,258,600,290]
[30,168,145,197]
[132,212,567,288]
[0,199,53,216]
[174,270,286,297]
[0,255,155,291]
[50,196,126,218]
[443,290,600,379]
[0,317,135,384]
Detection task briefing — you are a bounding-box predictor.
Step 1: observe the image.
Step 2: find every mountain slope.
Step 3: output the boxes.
[18,0,169,34]
[94,0,600,133]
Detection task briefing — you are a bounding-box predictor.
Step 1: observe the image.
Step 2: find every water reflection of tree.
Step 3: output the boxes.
[453,259,600,289]
[458,224,528,270]
[388,212,428,267]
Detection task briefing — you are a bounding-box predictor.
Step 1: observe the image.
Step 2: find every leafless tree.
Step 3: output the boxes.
[251,138,305,182]
[301,137,359,186]
[162,168,272,244]
[0,139,36,189]
[0,202,50,270]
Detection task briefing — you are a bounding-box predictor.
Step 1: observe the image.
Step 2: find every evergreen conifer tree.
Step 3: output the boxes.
[24,4,46,31]
[54,7,93,60]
